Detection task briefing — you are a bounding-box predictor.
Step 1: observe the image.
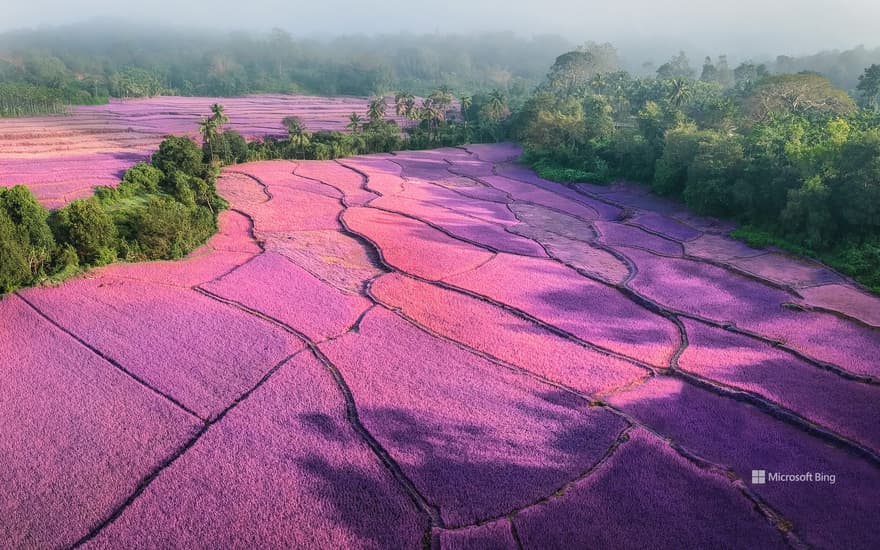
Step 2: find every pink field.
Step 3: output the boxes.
[370,273,648,396]
[202,252,372,342]
[3,142,879,547]
[515,428,787,549]
[319,307,629,526]
[446,252,680,366]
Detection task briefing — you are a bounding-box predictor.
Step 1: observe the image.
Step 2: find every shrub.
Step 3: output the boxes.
[128,197,215,260]
[119,162,163,195]
[152,135,207,185]
[0,186,55,275]
[53,198,118,265]
[0,209,33,292]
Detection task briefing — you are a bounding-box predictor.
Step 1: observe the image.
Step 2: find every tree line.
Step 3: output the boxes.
[0,23,566,115]
[198,89,510,165]
[4,22,880,117]
[512,45,880,292]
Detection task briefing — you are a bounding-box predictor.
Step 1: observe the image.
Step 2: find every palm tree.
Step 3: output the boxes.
[199,116,217,162]
[459,95,472,122]
[395,92,416,118]
[590,73,608,94]
[487,89,507,120]
[367,97,387,124]
[429,89,453,114]
[667,78,692,108]
[210,103,229,128]
[283,116,309,160]
[347,112,363,133]
[404,96,416,119]
[418,100,444,143]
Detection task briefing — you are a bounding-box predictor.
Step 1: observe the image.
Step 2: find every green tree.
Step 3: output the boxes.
[367,96,388,123]
[347,112,363,133]
[667,78,693,108]
[701,57,718,82]
[152,136,207,183]
[657,51,695,79]
[283,116,310,160]
[54,198,117,265]
[857,64,880,109]
[743,74,857,122]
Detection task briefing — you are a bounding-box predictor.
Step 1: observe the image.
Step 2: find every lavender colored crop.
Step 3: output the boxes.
[320,307,629,526]
[262,229,383,294]
[399,180,520,226]
[343,206,495,280]
[370,273,647,396]
[4,142,879,547]
[84,352,428,549]
[511,223,631,284]
[338,157,407,196]
[202,251,372,341]
[439,521,518,550]
[0,295,200,549]
[514,428,787,550]
[679,319,880,452]
[595,221,684,256]
[296,161,378,206]
[684,233,766,261]
[627,211,702,241]
[370,195,547,256]
[464,143,522,162]
[624,247,880,374]
[494,162,622,221]
[0,95,407,206]
[608,378,880,549]
[480,175,602,221]
[19,279,304,419]
[797,284,880,327]
[730,253,843,287]
[446,253,680,366]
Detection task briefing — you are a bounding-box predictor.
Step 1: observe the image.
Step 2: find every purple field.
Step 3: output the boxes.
[2,140,879,548]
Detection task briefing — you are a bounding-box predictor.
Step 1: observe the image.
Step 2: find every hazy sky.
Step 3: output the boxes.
[4,0,880,57]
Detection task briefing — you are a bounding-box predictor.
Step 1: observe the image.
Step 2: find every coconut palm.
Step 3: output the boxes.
[367,97,387,124]
[347,112,363,133]
[459,95,472,121]
[199,116,217,162]
[395,92,416,118]
[667,78,693,108]
[487,89,508,120]
[283,116,309,160]
[394,92,408,116]
[210,103,229,128]
[429,89,453,113]
[404,96,416,118]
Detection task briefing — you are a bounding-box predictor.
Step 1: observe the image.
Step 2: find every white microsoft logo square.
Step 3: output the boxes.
[752,470,766,484]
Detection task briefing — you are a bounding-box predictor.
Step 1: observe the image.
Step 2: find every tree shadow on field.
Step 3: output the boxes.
[296,391,629,531]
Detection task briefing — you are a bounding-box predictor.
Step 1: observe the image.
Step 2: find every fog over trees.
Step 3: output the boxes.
[4,0,879,60]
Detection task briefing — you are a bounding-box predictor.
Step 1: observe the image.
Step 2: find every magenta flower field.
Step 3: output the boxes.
[2,140,879,548]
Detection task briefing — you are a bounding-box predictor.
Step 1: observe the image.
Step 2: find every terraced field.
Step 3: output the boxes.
[0,95,409,208]
[2,143,879,548]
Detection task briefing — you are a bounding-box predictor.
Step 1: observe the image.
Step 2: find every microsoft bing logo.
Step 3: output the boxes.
[751,470,766,484]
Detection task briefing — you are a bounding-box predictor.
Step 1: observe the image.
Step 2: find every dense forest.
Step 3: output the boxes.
[3,21,880,116]
[0,22,568,115]
[512,44,880,291]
